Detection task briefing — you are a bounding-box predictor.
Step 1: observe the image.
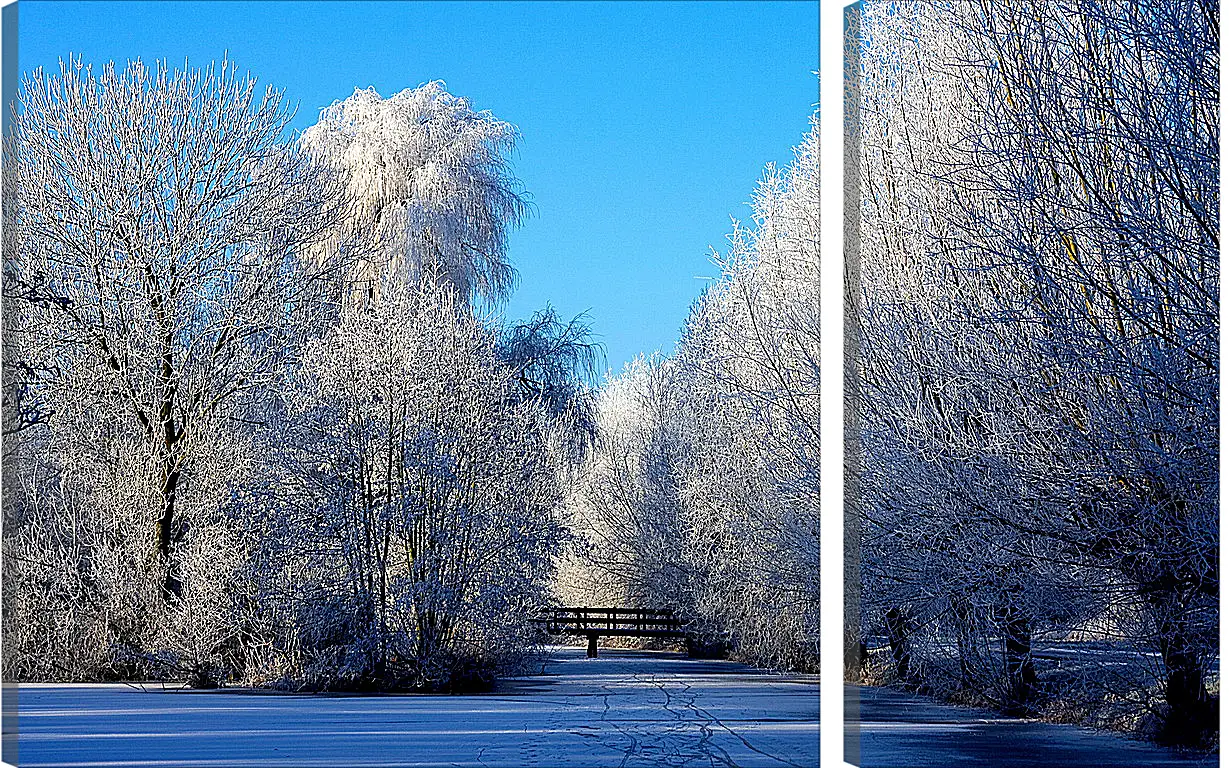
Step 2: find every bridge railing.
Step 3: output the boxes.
[531,607,684,636]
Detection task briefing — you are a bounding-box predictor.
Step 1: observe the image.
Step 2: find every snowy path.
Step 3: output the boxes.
[15,647,818,768]
[846,684,1216,767]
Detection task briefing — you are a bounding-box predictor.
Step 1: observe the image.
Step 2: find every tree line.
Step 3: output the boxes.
[848,0,1217,748]
[558,111,821,673]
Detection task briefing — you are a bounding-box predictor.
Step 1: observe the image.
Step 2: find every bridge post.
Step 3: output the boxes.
[586,632,598,658]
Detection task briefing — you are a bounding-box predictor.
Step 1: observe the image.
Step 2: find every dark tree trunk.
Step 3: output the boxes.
[1001,604,1035,715]
[1127,482,1218,745]
[853,638,869,672]
[156,455,182,599]
[885,607,912,683]
[1153,612,1216,746]
[952,599,974,690]
[154,329,183,601]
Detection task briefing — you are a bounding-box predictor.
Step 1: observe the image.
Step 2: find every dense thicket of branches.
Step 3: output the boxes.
[561,117,820,672]
[252,275,572,691]
[848,0,1217,747]
[3,62,592,691]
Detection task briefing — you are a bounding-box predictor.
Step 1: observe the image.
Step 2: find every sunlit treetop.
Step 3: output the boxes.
[301,81,528,307]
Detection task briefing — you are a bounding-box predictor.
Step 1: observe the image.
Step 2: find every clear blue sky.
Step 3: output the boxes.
[19,0,819,376]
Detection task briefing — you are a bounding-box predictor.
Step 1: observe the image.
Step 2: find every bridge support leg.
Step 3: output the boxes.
[586,633,598,658]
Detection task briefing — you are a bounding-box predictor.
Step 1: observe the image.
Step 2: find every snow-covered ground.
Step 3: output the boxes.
[847,684,1217,767]
[14,647,819,767]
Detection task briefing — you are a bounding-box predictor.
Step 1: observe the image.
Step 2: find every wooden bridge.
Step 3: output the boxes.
[532,607,686,657]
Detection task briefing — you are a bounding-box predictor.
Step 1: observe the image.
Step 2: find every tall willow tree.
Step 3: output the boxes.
[249,83,595,691]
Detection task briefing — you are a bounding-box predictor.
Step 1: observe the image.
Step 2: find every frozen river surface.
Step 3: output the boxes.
[847,684,1216,768]
[15,647,819,768]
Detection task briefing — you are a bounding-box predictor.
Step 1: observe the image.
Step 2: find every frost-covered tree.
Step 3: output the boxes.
[254,274,568,690]
[563,356,692,611]
[848,0,1218,745]
[848,0,1075,712]
[300,82,527,305]
[667,122,820,668]
[3,57,346,681]
[498,306,603,464]
[952,0,1218,742]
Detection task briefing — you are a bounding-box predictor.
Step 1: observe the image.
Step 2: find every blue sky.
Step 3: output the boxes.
[19,0,819,376]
